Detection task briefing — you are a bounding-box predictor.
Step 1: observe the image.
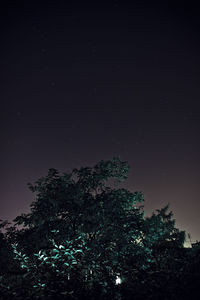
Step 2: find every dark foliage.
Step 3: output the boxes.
[0,158,199,300]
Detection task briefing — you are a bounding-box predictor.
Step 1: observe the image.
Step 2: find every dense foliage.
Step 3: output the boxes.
[0,157,199,299]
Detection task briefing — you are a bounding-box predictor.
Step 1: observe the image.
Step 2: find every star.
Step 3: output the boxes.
[50,81,56,87]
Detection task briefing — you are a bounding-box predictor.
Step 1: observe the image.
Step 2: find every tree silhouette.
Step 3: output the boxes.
[1,157,199,300]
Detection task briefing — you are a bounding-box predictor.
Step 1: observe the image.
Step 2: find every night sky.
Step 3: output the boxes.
[1,1,200,246]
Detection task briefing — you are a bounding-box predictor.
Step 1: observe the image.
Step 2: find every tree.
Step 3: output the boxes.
[1,157,189,299]
[0,220,17,275]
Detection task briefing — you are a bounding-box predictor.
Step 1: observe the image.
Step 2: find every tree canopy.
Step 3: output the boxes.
[0,157,199,300]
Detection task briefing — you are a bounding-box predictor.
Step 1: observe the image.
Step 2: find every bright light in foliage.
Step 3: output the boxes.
[116,275,122,285]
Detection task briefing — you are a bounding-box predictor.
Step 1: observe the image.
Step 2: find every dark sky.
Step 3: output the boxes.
[1,1,200,246]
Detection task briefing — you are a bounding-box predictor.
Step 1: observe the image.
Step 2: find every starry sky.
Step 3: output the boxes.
[1,1,200,246]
